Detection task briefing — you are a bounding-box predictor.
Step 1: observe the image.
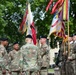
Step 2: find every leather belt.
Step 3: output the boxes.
[41,67,47,70]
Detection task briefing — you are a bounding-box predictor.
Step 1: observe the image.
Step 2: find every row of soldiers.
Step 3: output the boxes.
[0,35,50,75]
[56,34,76,75]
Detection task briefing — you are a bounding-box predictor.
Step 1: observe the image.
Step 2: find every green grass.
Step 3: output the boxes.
[48,68,54,73]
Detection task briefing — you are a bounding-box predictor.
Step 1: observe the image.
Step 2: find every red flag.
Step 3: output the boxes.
[19,3,37,45]
[46,0,53,12]
[30,22,36,45]
[19,7,28,33]
[26,3,37,45]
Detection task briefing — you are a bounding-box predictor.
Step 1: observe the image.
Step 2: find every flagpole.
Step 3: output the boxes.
[67,20,70,55]
[68,0,70,56]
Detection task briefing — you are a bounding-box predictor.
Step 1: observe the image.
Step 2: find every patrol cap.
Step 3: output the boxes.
[1,38,9,41]
[13,42,19,45]
[40,35,47,39]
[26,35,32,39]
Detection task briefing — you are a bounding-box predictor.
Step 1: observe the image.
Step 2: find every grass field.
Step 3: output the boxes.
[48,68,54,73]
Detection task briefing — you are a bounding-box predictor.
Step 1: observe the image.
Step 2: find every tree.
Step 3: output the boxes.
[0,0,76,47]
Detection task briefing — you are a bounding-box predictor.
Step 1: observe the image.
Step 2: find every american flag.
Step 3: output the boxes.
[49,7,67,42]
[19,5,28,34]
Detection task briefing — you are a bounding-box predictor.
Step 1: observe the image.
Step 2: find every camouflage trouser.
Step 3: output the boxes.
[0,70,2,75]
[71,61,76,75]
[60,61,66,75]
[66,61,74,75]
[60,61,75,75]
[40,68,48,75]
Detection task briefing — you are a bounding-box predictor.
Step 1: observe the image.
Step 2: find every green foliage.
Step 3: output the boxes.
[0,0,76,47]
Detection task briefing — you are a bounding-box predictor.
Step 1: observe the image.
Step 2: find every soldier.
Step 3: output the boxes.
[39,35,50,75]
[73,34,76,44]
[67,44,76,75]
[68,34,76,75]
[68,36,73,56]
[57,41,69,75]
[68,36,73,43]
[20,35,40,75]
[0,38,9,75]
[8,42,22,75]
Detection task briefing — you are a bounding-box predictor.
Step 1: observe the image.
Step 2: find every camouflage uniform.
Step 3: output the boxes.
[39,44,50,75]
[8,50,22,75]
[20,43,40,75]
[68,42,74,57]
[69,43,76,75]
[59,44,68,75]
[0,44,9,75]
[65,43,74,75]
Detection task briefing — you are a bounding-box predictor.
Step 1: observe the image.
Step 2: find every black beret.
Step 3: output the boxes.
[1,38,8,41]
[26,35,32,39]
[70,34,73,37]
[40,35,47,39]
[13,42,19,45]
[0,38,1,41]
[73,34,76,36]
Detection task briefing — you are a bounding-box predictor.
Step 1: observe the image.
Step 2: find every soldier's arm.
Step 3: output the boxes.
[37,47,42,67]
[40,47,47,57]
[46,46,50,66]
[0,47,7,56]
[8,51,14,60]
[4,49,8,56]
[42,46,49,57]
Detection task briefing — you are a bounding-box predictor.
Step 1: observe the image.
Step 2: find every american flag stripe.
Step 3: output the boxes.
[51,20,59,27]
[49,6,67,42]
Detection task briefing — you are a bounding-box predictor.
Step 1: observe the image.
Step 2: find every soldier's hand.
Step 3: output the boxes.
[63,51,67,55]
[2,69,6,74]
[68,57,72,60]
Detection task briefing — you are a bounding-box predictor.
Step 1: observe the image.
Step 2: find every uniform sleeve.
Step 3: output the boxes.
[0,46,7,57]
[20,45,24,51]
[36,47,42,67]
[4,49,7,55]
[20,47,23,50]
[46,46,50,65]
[19,51,24,70]
[8,51,14,60]
[72,54,76,59]
[41,45,49,58]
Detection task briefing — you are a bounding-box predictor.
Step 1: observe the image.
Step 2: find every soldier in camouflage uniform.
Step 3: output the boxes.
[0,38,9,75]
[20,35,40,75]
[65,36,74,75]
[58,42,69,75]
[73,34,76,44]
[39,36,50,75]
[72,34,76,74]
[8,42,22,75]
[68,36,73,57]
[68,35,76,75]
